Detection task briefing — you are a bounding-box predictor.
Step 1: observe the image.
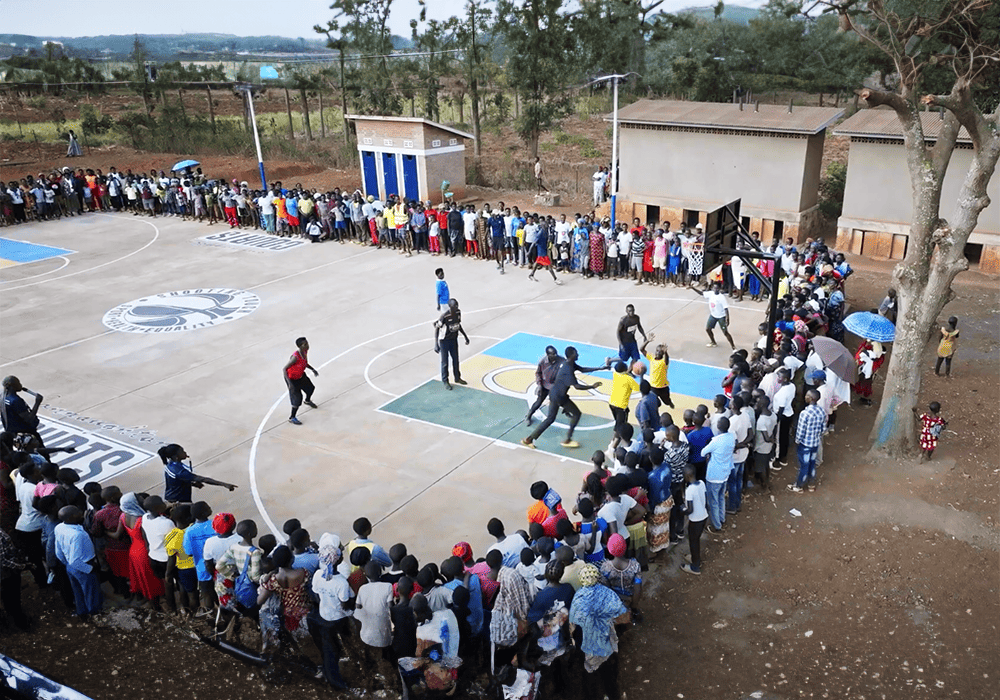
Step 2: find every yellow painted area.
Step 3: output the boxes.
[0,259,17,269]
[461,353,706,426]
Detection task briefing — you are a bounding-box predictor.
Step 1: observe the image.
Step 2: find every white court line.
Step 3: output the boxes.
[363,335,502,397]
[248,295,738,537]
[0,255,71,282]
[0,330,115,369]
[0,214,159,291]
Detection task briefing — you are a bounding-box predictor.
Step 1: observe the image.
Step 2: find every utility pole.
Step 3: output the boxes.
[340,46,349,145]
[586,73,639,231]
[237,85,267,190]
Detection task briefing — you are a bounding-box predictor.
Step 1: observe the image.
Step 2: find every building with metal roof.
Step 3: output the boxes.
[606,99,844,243]
[347,115,474,204]
[833,109,999,272]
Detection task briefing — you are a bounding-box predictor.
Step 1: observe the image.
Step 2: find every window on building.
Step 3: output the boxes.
[964,242,983,265]
[773,220,785,242]
[645,205,660,227]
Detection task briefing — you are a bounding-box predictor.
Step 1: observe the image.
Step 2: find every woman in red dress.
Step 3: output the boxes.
[109,492,164,605]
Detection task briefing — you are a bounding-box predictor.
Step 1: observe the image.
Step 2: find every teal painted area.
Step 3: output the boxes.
[381,380,611,461]
[484,332,728,399]
[0,237,74,263]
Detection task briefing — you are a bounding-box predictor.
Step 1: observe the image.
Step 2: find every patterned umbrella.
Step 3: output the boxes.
[810,336,858,384]
[843,311,896,343]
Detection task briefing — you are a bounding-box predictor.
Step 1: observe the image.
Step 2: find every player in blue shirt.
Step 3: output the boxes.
[435,268,450,311]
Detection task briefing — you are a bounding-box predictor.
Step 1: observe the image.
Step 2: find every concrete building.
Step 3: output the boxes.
[609,99,844,243]
[347,115,473,204]
[834,109,1000,273]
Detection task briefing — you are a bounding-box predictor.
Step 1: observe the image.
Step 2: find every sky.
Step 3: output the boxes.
[2,0,768,42]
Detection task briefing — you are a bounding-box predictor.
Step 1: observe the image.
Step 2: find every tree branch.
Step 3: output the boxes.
[858,87,907,112]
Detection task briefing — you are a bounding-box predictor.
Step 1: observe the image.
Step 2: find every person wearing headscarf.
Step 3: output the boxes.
[527,559,575,668]
[308,533,352,691]
[489,566,535,649]
[569,563,627,698]
[200,512,240,590]
[598,533,643,622]
[107,493,164,605]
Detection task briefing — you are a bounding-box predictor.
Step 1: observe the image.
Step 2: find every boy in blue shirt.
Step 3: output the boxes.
[435,268,450,311]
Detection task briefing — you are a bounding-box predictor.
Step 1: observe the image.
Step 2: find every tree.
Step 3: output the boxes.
[128,37,154,115]
[811,0,1000,456]
[410,8,459,123]
[496,0,577,156]
[316,0,399,115]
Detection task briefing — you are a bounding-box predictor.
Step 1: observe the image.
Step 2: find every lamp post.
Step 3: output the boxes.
[236,84,267,190]
[587,72,639,232]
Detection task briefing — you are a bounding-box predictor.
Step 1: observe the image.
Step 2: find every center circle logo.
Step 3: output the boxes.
[103,288,261,334]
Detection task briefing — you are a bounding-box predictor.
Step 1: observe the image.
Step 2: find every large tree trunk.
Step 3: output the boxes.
[284,87,294,139]
[299,87,313,141]
[318,91,325,139]
[862,86,1000,457]
[206,86,216,133]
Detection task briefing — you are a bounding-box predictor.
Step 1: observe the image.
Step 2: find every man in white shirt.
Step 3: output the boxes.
[726,395,754,514]
[462,205,477,255]
[592,167,607,207]
[772,368,796,468]
[310,534,353,690]
[702,282,736,350]
[597,475,639,542]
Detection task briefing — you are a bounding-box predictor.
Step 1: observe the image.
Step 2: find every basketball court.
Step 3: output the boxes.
[0,213,764,559]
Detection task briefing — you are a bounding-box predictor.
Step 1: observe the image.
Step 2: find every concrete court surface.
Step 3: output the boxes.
[0,213,765,561]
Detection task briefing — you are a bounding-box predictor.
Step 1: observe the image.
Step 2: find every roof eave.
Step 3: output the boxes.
[346,114,475,141]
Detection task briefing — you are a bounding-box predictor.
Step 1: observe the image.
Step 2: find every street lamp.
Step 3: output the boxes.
[235,83,267,190]
[587,72,640,231]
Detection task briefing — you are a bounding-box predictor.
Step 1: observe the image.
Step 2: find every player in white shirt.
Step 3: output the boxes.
[701,282,736,349]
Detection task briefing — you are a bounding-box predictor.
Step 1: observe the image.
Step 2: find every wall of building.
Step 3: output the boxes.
[840,140,999,237]
[618,125,814,217]
[423,149,466,203]
[799,132,826,211]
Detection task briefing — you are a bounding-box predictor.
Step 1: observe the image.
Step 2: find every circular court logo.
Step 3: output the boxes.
[103,288,260,334]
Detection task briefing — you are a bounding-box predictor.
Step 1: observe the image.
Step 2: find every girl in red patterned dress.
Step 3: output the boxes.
[914,401,947,462]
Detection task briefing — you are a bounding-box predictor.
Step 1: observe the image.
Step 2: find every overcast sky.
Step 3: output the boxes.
[3,0,767,42]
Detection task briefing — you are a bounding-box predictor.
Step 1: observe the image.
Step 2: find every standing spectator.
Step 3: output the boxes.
[701,417,735,534]
[309,535,353,691]
[680,465,709,576]
[935,316,960,377]
[54,506,103,618]
[354,561,395,691]
[772,368,796,468]
[567,564,626,699]
[878,288,898,324]
[789,390,826,493]
[1,376,43,446]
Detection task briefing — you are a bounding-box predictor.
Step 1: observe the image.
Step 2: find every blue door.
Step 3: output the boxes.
[361,151,379,197]
[402,154,419,201]
[382,152,398,198]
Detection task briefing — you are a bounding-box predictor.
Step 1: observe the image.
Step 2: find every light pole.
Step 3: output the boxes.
[236,84,267,190]
[587,72,639,232]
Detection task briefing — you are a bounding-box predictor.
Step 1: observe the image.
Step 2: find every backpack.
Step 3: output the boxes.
[233,546,258,608]
[141,184,152,199]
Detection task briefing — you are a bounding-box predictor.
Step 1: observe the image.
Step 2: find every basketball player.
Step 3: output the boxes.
[521,347,611,449]
[284,337,319,425]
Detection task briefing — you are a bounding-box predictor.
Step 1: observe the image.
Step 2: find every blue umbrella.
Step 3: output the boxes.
[172,159,200,172]
[843,311,896,343]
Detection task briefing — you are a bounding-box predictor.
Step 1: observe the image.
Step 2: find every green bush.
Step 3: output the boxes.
[80,105,114,135]
[818,161,847,218]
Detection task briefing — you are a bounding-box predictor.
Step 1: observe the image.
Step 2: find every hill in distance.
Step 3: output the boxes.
[0,33,413,60]
[678,4,762,25]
